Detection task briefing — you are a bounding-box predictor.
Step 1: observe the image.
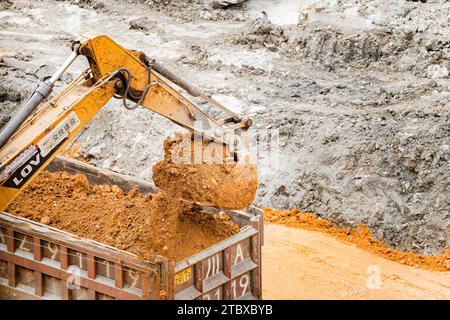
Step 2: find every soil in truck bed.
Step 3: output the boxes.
[6,171,240,261]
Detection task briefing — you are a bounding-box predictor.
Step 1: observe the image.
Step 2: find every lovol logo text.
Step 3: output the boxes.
[11,152,41,187]
[2,139,65,189]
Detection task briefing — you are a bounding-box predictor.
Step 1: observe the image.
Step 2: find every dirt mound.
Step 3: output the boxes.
[264,208,449,272]
[230,17,288,52]
[152,134,258,210]
[6,171,240,261]
[263,223,450,300]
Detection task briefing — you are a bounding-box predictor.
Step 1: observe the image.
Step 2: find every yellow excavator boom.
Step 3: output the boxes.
[0,34,253,211]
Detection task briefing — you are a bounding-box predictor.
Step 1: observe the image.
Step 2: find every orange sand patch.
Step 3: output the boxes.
[264,208,449,272]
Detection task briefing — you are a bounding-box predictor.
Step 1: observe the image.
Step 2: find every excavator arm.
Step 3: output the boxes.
[0,34,253,211]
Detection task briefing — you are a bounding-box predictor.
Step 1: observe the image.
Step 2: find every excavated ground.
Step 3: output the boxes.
[262,223,450,300]
[0,0,449,299]
[6,171,240,261]
[1,0,448,255]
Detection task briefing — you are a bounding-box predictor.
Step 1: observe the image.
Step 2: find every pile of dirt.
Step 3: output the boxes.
[264,208,450,272]
[152,134,258,210]
[6,171,240,261]
[225,1,450,76]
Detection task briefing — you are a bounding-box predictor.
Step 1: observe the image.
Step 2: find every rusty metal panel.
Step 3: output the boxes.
[0,156,263,300]
[174,225,261,300]
[42,274,61,299]
[0,260,8,280]
[0,213,163,300]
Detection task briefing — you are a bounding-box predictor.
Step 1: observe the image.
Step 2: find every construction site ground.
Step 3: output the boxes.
[0,0,449,299]
[263,223,449,300]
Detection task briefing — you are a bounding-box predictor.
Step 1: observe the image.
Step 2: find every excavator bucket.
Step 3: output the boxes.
[152,134,258,210]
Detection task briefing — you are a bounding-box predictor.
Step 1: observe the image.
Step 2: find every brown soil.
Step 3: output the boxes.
[264,208,450,272]
[6,171,240,261]
[152,134,258,210]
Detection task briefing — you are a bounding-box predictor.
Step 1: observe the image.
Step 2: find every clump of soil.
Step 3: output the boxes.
[152,134,258,210]
[264,208,450,272]
[6,171,240,261]
[230,17,288,52]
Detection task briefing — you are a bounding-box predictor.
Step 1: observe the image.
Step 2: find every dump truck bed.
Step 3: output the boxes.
[0,156,263,300]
